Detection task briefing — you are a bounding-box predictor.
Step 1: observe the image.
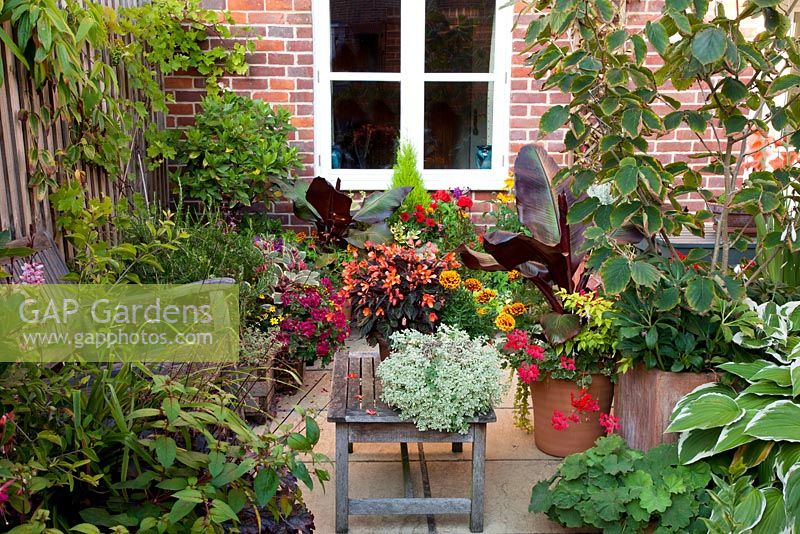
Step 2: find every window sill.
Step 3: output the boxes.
[325,169,509,191]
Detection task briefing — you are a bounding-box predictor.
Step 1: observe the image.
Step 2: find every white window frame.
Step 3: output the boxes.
[312,0,513,190]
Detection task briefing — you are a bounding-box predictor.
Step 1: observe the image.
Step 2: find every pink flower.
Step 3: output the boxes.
[551,410,570,431]
[504,329,529,351]
[559,356,577,371]
[526,344,545,360]
[517,363,540,385]
[600,413,621,434]
[0,479,13,506]
[317,340,330,356]
[18,262,45,284]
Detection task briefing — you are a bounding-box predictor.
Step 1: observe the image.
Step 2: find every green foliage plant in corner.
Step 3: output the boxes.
[520,0,800,315]
[530,435,712,533]
[391,140,431,215]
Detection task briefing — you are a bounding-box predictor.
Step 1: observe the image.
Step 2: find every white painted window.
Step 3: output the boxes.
[312,0,512,190]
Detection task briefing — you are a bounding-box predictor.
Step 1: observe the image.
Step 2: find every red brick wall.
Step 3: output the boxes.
[166,0,730,225]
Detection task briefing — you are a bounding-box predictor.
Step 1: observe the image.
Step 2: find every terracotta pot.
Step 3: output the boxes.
[377,336,390,361]
[615,364,718,451]
[531,374,614,458]
[274,358,306,395]
[342,298,352,322]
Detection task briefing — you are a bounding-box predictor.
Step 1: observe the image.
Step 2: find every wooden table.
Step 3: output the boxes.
[328,350,496,533]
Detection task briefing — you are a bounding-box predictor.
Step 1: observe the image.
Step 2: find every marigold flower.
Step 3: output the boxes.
[464,278,482,291]
[507,270,521,282]
[296,231,307,241]
[495,312,515,332]
[439,270,462,290]
[476,307,488,316]
[509,302,526,316]
[475,288,497,304]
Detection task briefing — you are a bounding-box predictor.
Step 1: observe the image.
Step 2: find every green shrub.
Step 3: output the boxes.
[0,363,326,532]
[391,140,430,214]
[377,326,505,433]
[530,435,712,533]
[165,91,302,208]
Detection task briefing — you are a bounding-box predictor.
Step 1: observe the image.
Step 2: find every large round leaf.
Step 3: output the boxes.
[691,28,728,65]
[667,392,745,432]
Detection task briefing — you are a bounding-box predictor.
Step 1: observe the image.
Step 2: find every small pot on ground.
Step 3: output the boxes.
[615,364,718,451]
[531,373,614,457]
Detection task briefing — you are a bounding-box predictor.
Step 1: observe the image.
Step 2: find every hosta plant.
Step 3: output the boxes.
[288,177,411,249]
[666,300,800,531]
[530,435,712,533]
[377,326,505,433]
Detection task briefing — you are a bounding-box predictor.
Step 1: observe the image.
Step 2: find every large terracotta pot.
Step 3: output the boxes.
[615,365,718,451]
[531,374,614,457]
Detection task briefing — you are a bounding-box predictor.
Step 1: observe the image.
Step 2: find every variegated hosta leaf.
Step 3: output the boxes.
[744,400,800,443]
[678,427,723,464]
[669,382,736,424]
[750,488,783,534]
[717,360,771,382]
[783,465,800,529]
[667,392,745,433]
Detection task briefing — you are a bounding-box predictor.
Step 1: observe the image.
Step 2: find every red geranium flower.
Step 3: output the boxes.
[425,218,437,227]
[400,212,410,222]
[456,196,473,209]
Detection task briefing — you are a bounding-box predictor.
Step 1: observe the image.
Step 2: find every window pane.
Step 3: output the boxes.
[331,1,400,72]
[425,0,495,73]
[424,82,492,170]
[332,81,400,169]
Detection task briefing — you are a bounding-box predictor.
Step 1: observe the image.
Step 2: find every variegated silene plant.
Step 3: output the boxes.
[665,300,800,531]
[286,177,411,249]
[459,145,643,345]
[520,0,800,313]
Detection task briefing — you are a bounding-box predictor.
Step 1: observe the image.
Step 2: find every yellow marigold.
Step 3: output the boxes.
[495,312,516,332]
[496,192,515,204]
[439,270,462,290]
[464,278,483,292]
[508,269,521,282]
[475,289,497,304]
[296,231,307,241]
[509,302,527,316]
[476,307,488,316]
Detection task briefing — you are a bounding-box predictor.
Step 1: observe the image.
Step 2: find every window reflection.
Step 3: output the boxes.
[424,82,492,169]
[425,0,495,74]
[331,1,401,72]
[332,81,400,169]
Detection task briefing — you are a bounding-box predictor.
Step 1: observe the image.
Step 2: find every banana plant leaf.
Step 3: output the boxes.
[286,176,411,248]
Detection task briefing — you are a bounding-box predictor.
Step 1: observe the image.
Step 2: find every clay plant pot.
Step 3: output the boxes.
[615,364,718,451]
[709,203,756,236]
[377,336,390,361]
[531,374,614,458]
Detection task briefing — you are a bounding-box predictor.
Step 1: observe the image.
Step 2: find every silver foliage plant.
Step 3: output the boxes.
[377,326,506,434]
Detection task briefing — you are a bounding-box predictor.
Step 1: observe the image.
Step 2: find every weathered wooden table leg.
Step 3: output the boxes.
[470,423,487,533]
[336,423,350,533]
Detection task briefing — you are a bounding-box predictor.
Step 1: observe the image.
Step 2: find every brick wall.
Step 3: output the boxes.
[166,0,758,228]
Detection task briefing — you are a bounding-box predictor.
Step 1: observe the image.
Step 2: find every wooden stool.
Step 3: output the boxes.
[328,350,495,533]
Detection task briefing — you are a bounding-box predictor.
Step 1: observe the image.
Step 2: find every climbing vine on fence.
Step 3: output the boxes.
[0,0,253,198]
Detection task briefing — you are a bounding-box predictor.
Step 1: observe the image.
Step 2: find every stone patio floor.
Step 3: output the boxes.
[269,339,584,534]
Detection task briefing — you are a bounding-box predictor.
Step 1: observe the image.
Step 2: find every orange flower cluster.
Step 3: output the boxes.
[342,242,461,337]
[503,302,527,316]
[464,278,482,291]
[475,289,497,304]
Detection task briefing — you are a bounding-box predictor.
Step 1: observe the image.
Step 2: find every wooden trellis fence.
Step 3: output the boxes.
[0,0,169,256]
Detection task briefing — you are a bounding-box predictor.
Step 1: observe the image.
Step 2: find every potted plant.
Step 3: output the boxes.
[342,241,460,358]
[499,290,618,457]
[376,325,505,433]
[236,326,284,420]
[529,435,713,532]
[609,255,755,450]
